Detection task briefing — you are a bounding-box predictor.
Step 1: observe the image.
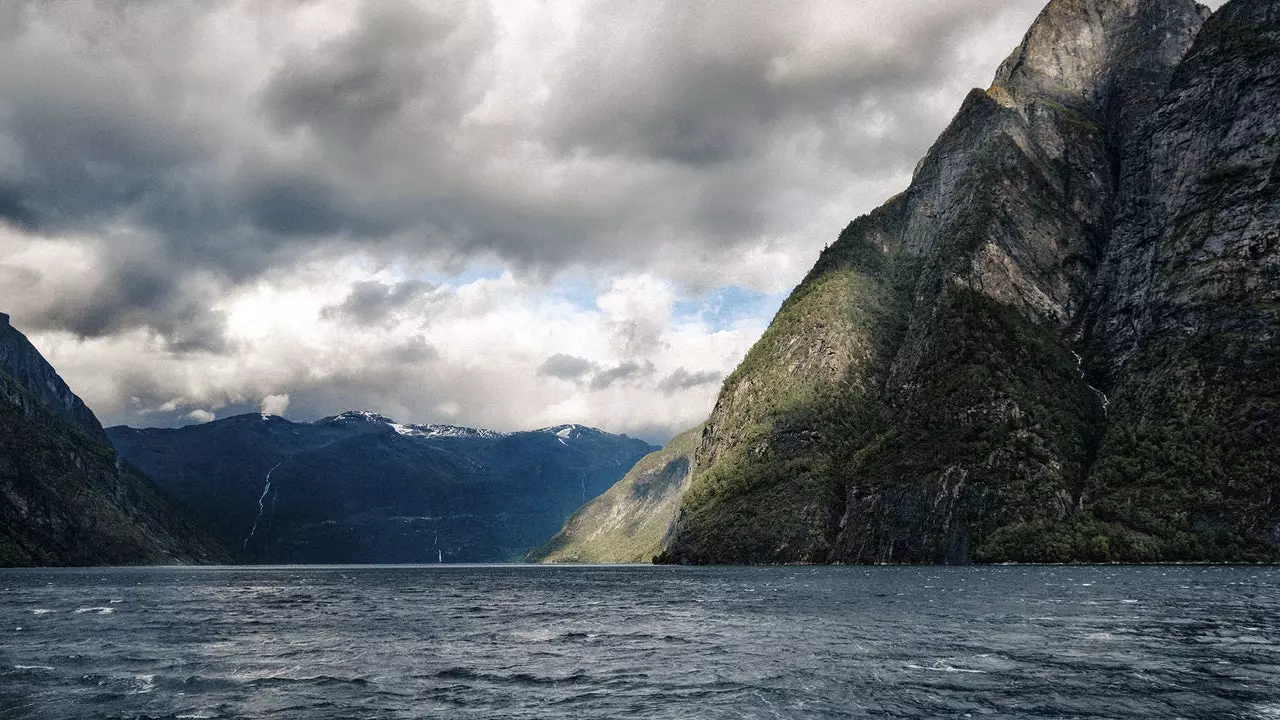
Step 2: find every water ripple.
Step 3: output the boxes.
[0,565,1278,719]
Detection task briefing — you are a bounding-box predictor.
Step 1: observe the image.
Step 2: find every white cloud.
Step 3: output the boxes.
[9,0,1194,442]
[27,262,767,440]
[260,394,291,417]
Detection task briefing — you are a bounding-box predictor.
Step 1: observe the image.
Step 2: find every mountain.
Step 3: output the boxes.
[107,413,657,563]
[528,424,702,564]
[0,313,231,567]
[658,0,1280,565]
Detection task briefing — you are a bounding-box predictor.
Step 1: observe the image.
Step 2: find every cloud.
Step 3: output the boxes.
[658,368,724,395]
[3,0,1124,441]
[260,394,291,417]
[321,280,437,325]
[0,1,1052,339]
[538,354,596,381]
[589,360,656,391]
[185,409,215,424]
[26,266,769,441]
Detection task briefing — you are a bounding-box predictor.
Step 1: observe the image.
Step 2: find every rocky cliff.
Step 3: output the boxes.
[109,414,657,564]
[0,314,230,566]
[0,313,107,444]
[660,0,1279,564]
[528,424,702,564]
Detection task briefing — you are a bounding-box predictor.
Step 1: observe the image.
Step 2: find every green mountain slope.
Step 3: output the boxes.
[0,316,230,566]
[660,0,1280,565]
[528,425,703,564]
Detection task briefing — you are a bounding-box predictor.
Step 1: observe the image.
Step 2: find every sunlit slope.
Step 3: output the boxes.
[529,425,703,564]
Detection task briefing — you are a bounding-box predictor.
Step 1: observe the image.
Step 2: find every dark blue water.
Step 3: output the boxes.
[2,565,1279,719]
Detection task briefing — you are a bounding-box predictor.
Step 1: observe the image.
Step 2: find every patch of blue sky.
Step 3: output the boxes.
[417,263,507,288]
[674,286,786,332]
[547,274,599,312]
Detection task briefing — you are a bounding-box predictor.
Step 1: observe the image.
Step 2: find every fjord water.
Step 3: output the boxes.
[2,566,1278,719]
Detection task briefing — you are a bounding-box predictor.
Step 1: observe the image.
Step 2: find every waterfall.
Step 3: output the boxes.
[242,462,282,550]
[1072,351,1111,416]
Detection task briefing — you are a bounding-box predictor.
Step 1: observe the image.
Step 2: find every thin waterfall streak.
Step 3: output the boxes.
[1073,351,1111,416]
[242,462,282,550]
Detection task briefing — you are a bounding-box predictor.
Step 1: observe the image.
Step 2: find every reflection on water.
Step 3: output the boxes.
[1,565,1278,719]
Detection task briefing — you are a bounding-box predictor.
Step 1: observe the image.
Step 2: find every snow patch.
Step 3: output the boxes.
[319,411,507,439]
[394,423,507,439]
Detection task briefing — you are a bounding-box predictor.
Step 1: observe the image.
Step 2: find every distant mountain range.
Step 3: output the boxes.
[0,313,229,567]
[108,412,656,563]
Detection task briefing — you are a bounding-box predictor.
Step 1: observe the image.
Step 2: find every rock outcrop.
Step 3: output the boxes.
[0,313,107,444]
[659,0,1279,564]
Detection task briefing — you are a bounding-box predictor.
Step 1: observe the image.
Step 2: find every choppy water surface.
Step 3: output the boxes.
[2,565,1279,719]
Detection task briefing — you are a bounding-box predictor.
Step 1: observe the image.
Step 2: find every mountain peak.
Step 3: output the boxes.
[537,423,597,441]
[0,311,108,443]
[992,0,1206,125]
[322,410,398,425]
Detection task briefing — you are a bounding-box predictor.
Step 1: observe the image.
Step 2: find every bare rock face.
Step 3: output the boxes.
[661,0,1280,564]
[994,0,1208,135]
[1080,0,1280,558]
[0,313,108,444]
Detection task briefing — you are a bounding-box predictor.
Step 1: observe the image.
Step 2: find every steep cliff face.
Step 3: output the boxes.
[662,0,1279,564]
[1073,0,1280,561]
[0,313,107,444]
[528,424,702,564]
[0,314,230,566]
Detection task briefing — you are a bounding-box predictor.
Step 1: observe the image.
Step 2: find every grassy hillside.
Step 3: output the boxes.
[529,425,703,564]
[0,370,231,567]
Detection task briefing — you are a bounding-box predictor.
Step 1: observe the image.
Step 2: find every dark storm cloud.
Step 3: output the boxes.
[0,0,1051,346]
[321,280,438,325]
[538,355,659,390]
[0,0,1071,435]
[657,368,723,395]
[262,2,472,139]
[0,183,34,229]
[589,360,656,391]
[11,239,232,353]
[538,354,597,381]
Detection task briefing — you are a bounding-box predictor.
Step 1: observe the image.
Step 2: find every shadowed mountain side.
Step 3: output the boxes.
[108,414,657,564]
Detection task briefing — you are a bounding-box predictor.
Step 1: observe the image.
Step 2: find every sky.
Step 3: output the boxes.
[0,0,1228,443]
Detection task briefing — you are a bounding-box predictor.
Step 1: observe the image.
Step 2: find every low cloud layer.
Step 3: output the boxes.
[3,0,1193,441]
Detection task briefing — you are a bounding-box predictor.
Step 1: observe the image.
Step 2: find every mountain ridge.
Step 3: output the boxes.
[108,411,657,564]
[656,0,1279,565]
